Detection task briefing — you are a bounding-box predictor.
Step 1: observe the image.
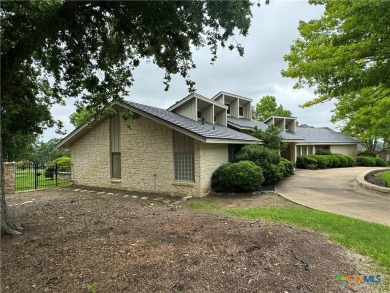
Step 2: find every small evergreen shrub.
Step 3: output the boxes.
[313,155,330,168]
[45,165,55,179]
[235,145,282,185]
[53,156,71,172]
[211,161,264,192]
[333,154,349,167]
[315,149,333,155]
[279,158,294,176]
[375,158,388,167]
[296,156,318,169]
[357,151,376,158]
[355,156,376,167]
[344,156,356,167]
[327,155,340,168]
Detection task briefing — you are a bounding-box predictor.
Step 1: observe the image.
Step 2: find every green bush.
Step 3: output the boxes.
[333,154,349,167]
[315,149,333,155]
[312,155,330,168]
[344,155,356,167]
[16,160,32,170]
[211,161,264,192]
[327,155,340,168]
[375,158,388,167]
[357,151,376,158]
[45,165,55,179]
[53,156,71,172]
[235,145,283,186]
[279,158,294,176]
[355,156,376,167]
[296,156,318,169]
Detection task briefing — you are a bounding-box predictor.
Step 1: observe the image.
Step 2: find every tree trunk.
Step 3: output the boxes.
[1,93,22,235]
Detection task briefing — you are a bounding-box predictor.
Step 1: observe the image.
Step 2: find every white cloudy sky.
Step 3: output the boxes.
[42,0,338,141]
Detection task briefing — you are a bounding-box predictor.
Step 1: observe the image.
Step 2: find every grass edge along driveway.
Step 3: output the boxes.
[189,201,390,290]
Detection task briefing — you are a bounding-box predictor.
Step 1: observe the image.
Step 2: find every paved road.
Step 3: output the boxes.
[275,167,390,226]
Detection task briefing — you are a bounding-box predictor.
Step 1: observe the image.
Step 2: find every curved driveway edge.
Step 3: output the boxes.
[275,167,390,226]
[356,167,390,193]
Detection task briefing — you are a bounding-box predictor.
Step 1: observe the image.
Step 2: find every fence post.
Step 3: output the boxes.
[34,163,39,189]
[4,162,16,195]
[55,163,58,187]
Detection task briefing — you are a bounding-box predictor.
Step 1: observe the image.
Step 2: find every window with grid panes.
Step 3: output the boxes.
[173,131,194,181]
[110,115,121,179]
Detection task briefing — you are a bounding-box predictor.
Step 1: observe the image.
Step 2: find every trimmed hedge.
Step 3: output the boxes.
[375,158,388,167]
[334,154,349,167]
[357,151,376,158]
[355,156,376,167]
[315,149,333,155]
[297,153,358,169]
[211,161,264,192]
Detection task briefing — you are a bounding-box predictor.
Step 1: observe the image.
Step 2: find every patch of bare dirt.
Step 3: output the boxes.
[1,188,381,292]
[365,172,388,187]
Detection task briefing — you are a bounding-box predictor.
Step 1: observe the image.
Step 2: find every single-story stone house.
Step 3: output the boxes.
[58,94,262,197]
[58,91,359,197]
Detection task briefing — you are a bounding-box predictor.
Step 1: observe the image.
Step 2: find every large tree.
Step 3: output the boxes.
[281,0,389,150]
[1,1,258,234]
[253,95,292,121]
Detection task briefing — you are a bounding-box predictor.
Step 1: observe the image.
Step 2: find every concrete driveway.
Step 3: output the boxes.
[275,167,390,226]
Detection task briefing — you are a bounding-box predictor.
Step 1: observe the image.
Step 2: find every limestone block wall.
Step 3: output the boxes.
[330,144,358,157]
[120,116,202,197]
[70,114,230,197]
[4,162,16,195]
[71,119,111,187]
[198,143,229,195]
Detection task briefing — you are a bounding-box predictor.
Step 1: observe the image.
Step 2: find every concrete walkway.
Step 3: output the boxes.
[275,167,390,226]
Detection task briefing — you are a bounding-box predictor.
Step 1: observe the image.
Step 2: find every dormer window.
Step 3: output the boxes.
[197,111,202,119]
[225,103,231,115]
[239,106,244,117]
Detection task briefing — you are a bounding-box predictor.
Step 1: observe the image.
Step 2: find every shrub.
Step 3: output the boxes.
[327,155,340,168]
[357,151,376,158]
[375,158,388,167]
[315,149,333,155]
[312,155,330,168]
[211,161,264,192]
[53,156,71,172]
[296,156,318,169]
[235,145,283,185]
[279,158,294,176]
[333,154,349,167]
[16,160,32,170]
[45,165,55,179]
[355,156,376,167]
[344,155,356,167]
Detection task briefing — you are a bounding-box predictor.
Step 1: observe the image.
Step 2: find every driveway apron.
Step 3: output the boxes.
[275,167,390,226]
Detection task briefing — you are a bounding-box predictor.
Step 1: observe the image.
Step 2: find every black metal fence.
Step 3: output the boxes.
[16,162,72,192]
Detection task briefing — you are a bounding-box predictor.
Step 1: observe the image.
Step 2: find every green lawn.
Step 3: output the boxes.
[190,202,390,282]
[380,171,390,186]
[16,169,71,191]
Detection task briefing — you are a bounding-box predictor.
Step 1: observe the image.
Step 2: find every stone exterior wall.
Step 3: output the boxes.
[198,143,229,195]
[330,144,358,157]
[4,162,16,195]
[69,115,229,197]
[71,119,111,187]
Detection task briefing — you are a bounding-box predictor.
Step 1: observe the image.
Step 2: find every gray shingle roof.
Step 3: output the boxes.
[123,101,261,143]
[227,116,304,141]
[295,127,360,144]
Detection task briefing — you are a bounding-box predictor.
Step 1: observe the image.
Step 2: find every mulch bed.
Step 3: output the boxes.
[1,188,379,292]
